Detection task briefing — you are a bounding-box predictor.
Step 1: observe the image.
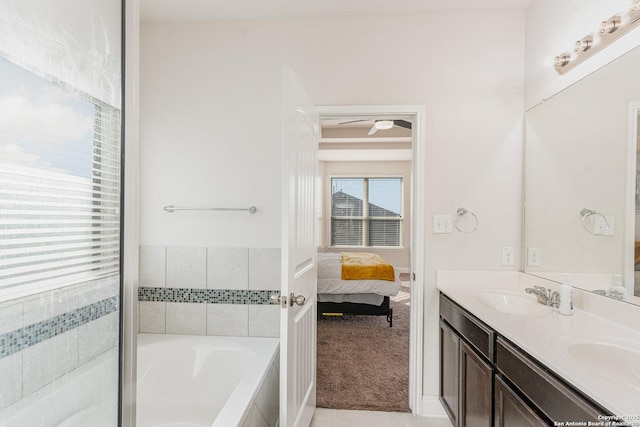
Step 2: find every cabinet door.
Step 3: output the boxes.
[494,376,547,427]
[440,321,460,426]
[460,341,493,427]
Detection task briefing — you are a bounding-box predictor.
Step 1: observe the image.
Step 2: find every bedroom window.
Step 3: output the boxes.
[331,177,402,247]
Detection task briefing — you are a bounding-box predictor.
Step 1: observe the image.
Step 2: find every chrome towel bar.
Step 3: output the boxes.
[163,205,257,214]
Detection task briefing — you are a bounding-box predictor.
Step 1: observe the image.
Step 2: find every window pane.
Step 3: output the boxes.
[368,178,401,218]
[331,218,363,246]
[331,178,363,217]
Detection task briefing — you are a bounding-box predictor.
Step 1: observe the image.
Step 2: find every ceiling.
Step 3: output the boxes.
[141,0,533,22]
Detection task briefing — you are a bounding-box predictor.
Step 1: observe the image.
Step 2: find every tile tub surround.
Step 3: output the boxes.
[138,246,281,337]
[436,270,640,417]
[0,276,120,410]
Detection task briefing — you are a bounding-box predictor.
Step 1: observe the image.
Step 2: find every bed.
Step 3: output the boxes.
[317,252,402,327]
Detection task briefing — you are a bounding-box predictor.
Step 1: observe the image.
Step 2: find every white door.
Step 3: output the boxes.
[279,66,318,427]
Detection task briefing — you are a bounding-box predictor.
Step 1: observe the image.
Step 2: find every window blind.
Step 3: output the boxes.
[0,96,121,292]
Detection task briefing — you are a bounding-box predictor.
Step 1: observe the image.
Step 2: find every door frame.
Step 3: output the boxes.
[316,104,426,414]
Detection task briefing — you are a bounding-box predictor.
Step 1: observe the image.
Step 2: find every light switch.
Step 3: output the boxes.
[433,215,453,234]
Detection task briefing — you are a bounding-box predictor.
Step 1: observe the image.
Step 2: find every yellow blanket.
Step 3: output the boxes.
[341,252,395,281]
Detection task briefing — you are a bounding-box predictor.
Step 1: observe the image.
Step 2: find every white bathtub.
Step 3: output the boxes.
[137,334,280,427]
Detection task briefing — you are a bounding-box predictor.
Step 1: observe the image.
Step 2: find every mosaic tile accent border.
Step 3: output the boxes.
[0,296,118,360]
[138,287,280,305]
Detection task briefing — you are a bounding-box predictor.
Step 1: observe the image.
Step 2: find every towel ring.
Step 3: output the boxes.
[580,208,609,235]
[454,208,478,233]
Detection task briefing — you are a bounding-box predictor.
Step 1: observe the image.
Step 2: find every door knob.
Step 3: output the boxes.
[289,293,306,306]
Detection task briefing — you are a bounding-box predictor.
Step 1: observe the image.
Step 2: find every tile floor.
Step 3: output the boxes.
[311,408,454,427]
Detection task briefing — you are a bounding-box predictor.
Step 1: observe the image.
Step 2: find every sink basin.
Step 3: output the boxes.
[552,335,640,392]
[479,290,552,316]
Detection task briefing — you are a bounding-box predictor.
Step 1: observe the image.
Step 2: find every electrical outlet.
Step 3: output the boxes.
[433,215,453,234]
[502,246,515,266]
[527,247,541,267]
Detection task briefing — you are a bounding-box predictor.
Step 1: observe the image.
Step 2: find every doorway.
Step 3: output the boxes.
[315,105,425,414]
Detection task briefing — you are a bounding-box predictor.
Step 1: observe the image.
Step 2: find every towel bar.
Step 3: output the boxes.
[163,205,257,214]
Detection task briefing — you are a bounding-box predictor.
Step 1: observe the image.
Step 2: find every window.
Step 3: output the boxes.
[0,57,121,294]
[331,177,402,247]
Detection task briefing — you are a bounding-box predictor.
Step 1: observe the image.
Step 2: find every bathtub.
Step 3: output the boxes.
[137,334,280,427]
[0,349,118,427]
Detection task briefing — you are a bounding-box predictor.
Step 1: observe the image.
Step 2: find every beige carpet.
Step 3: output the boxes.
[316,282,411,412]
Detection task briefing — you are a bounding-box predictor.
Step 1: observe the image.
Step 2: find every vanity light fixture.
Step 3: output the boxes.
[600,16,622,34]
[554,0,640,74]
[574,35,594,53]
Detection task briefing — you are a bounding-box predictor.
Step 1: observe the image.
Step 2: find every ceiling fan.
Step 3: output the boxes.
[339,119,412,135]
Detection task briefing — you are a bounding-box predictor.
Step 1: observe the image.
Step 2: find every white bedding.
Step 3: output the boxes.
[317,293,385,305]
[317,253,401,297]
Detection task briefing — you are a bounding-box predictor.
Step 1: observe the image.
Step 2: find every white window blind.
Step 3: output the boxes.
[331,177,402,247]
[0,58,121,293]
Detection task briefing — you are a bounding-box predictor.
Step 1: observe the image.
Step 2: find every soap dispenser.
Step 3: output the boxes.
[608,274,627,301]
[558,275,574,316]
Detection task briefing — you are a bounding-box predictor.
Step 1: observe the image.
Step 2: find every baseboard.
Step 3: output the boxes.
[419,395,448,418]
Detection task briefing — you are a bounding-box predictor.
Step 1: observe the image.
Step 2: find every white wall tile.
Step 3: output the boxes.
[77,313,119,365]
[77,276,120,306]
[0,353,22,409]
[22,331,79,396]
[207,247,248,290]
[206,304,248,336]
[166,302,206,335]
[255,363,279,427]
[249,248,281,290]
[167,247,206,289]
[140,246,166,287]
[0,302,23,334]
[139,301,166,334]
[248,305,280,337]
[22,292,57,326]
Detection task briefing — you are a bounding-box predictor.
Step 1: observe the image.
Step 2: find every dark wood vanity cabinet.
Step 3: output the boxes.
[494,376,547,427]
[495,337,605,424]
[460,340,493,427]
[439,295,494,427]
[440,320,460,425]
[439,293,611,427]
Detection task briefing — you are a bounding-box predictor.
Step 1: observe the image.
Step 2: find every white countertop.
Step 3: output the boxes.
[437,270,640,418]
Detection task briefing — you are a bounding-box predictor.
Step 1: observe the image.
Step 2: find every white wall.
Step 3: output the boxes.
[140,10,525,406]
[525,0,640,109]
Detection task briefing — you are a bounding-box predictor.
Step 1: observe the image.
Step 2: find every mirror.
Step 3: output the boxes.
[525,44,640,306]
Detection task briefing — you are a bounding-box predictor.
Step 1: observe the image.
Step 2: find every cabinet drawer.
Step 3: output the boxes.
[440,293,494,361]
[496,337,607,423]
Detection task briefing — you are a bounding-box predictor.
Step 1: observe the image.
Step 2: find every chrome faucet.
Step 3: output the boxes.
[525,286,560,308]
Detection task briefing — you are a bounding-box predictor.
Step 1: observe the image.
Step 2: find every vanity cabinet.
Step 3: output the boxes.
[494,376,547,427]
[439,293,612,427]
[439,294,494,427]
[440,321,460,425]
[496,337,604,423]
[460,341,493,427]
